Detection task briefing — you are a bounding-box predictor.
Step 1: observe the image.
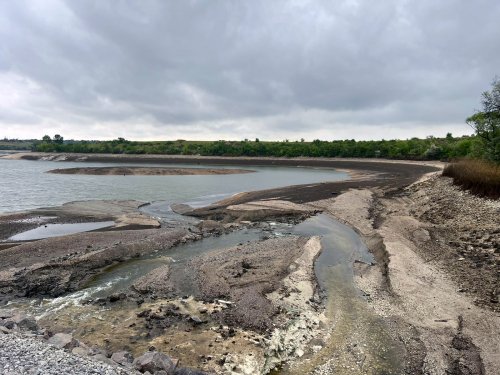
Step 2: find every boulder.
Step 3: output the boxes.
[72,347,89,356]
[0,310,14,319]
[111,350,134,366]
[10,313,38,332]
[134,351,177,374]
[47,332,78,350]
[0,319,15,330]
[189,315,204,325]
[0,326,11,334]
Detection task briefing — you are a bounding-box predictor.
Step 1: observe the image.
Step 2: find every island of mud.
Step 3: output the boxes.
[47,166,255,176]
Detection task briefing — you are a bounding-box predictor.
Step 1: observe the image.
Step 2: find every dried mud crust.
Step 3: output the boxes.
[397,174,500,312]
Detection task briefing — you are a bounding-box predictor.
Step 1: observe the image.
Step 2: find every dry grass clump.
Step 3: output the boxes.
[443,159,500,199]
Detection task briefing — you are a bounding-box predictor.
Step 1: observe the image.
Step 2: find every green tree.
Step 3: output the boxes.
[53,134,64,144]
[466,78,500,162]
[42,135,52,143]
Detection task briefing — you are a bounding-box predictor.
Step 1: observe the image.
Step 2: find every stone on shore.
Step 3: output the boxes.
[47,332,78,350]
[134,351,177,374]
[10,313,38,332]
[111,350,134,366]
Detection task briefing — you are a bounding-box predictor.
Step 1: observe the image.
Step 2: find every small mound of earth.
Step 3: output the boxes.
[46,166,255,176]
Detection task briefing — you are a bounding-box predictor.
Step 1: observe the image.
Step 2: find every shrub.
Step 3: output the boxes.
[442,159,500,199]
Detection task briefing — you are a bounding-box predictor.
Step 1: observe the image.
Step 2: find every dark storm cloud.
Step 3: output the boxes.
[1,0,499,140]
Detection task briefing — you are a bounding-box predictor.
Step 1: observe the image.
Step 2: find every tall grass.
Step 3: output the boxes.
[442,159,500,199]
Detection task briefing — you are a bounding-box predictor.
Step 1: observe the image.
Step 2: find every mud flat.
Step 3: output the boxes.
[47,166,255,176]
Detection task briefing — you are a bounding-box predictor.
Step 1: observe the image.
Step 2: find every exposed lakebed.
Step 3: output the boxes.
[6,214,405,374]
[0,156,408,373]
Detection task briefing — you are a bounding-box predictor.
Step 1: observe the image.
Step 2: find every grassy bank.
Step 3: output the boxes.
[443,159,500,199]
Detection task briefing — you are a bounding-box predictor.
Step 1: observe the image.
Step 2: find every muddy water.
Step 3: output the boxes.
[6,215,404,373]
[284,214,405,374]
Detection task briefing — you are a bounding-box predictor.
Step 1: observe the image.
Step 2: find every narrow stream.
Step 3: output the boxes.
[288,214,405,374]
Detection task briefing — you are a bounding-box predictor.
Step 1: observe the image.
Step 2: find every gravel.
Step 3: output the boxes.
[0,332,138,375]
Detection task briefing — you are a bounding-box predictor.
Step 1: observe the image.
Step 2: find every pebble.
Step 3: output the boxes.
[0,333,137,375]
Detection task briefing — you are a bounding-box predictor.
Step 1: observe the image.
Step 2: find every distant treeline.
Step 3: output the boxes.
[0,139,37,150]
[33,134,484,161]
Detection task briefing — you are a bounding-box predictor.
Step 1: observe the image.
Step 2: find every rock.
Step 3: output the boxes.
[197,220,224,233]
[91,353,117,366]
[0,326,10,334]
[10,313,38,332]
[189,315,204,325]
[108,293,125,302]
[72,347,89,356]
[0,319,15,330]
[0,310,14,319]
[137,309,152,318]
[134,351,177,374]
[111,350,134,366]
[47,333,78,350]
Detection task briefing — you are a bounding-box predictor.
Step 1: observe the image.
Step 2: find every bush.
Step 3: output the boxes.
[442,159,500,199]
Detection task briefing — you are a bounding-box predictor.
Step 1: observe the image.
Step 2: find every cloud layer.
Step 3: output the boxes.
[1,0,499,140]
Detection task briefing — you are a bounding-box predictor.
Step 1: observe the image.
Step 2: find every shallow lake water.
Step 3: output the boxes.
[0,158,347,213]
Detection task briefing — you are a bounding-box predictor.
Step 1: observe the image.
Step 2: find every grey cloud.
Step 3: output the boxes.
[0,0,499,140]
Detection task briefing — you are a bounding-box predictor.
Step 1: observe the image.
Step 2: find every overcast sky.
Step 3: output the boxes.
[1,0,499,141]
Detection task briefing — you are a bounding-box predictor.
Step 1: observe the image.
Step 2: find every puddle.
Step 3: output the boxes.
[8,221,115,241]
